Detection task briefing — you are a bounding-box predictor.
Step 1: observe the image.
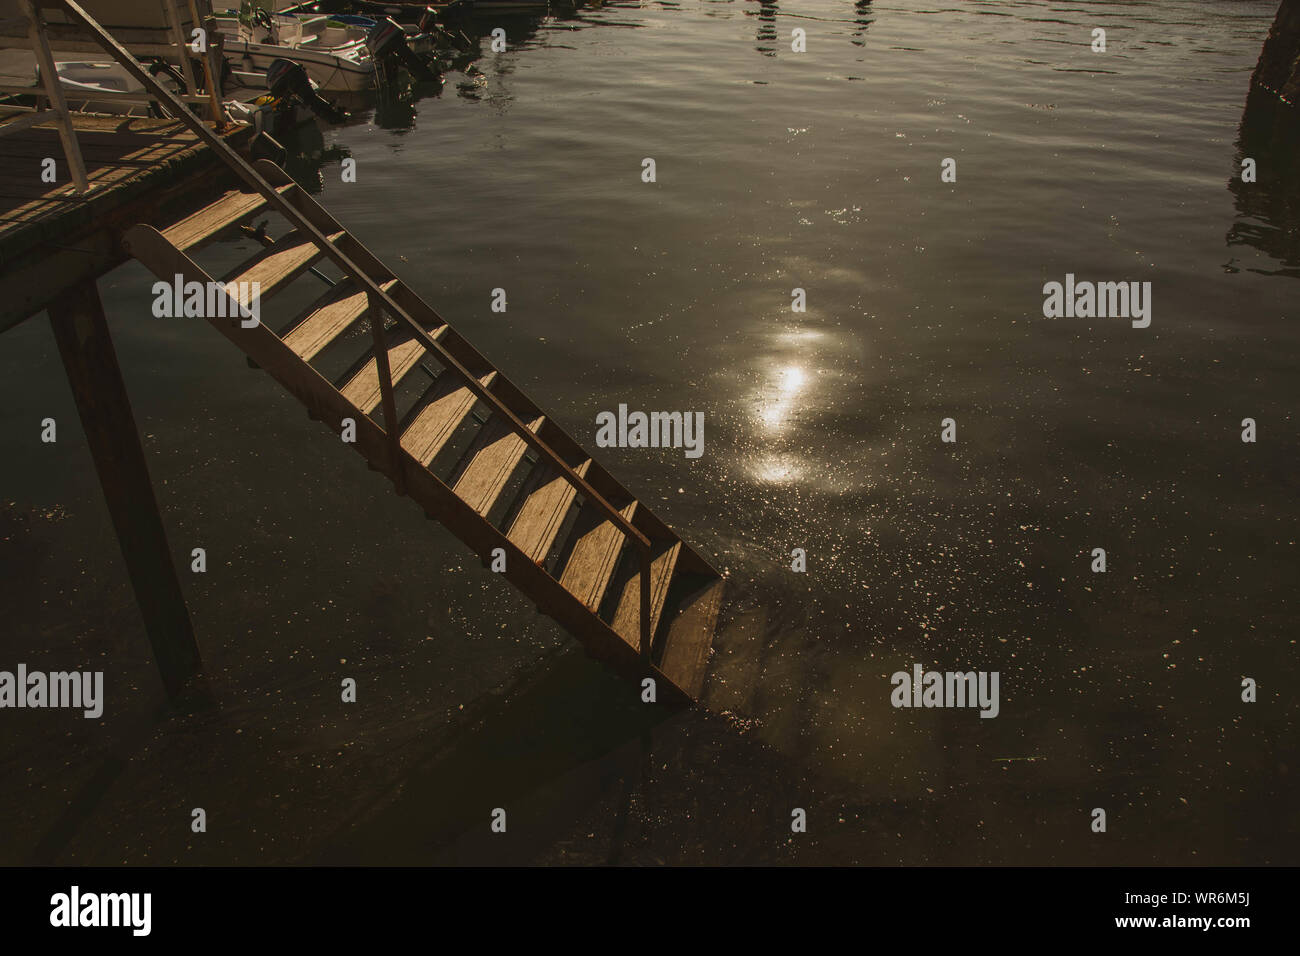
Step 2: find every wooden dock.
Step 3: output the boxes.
[0,108,252,327]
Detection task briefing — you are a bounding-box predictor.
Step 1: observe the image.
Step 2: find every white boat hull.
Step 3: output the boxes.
[213,14,377,92]
[222,38,376,92]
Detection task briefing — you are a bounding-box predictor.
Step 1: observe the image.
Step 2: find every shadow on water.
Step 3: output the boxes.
[310,595,887,865]
[312,650,681,865]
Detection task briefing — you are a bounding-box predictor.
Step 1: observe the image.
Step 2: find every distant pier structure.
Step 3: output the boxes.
[2,1,724,707]
[1249,0,1300,133]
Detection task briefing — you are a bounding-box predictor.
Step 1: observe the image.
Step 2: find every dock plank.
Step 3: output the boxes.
[0,108,252,328]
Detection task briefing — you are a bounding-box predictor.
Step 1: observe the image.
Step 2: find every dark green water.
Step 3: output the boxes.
[1,0,1296,864]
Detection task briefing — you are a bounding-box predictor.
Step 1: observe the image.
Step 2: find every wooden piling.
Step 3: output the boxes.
[1251,0,1300,107]
[47,278,205,702]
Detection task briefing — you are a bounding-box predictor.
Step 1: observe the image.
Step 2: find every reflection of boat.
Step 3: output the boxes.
[452,0,551,12]
[281,0,433,26]
[284,0,549,25]
[212,11,377,91]
[428,0,551,14]
[465,0,551,11]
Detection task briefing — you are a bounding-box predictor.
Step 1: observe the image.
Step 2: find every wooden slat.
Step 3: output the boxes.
[656,578,725,700]
[0,131,194,163]
[282,281,363,360]
[222,229,343,304]
[559,500,638,611]
[281,278,398,361]
[451,414,544,516]
[339,331,429,414]
[609,540,681,650]
[400,370,495,467]
[0,110,187,129]
[506,458,591,564]
[0,139,191,213]
[162,184,290,252]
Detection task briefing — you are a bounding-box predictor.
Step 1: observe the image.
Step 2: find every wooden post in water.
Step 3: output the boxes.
[1252,0,1300,107]
[47,279,204,702]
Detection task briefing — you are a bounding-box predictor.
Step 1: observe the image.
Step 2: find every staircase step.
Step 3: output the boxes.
[506,458,591,565]
[223,229,343,305]
[451,414,544,516]
[339,322,441,415]
[161,183,292,253]
[401,371,496,467]
[559,500,639,612]
[609,540,682,652]
[282,278,397,361]
[656,577,725,700]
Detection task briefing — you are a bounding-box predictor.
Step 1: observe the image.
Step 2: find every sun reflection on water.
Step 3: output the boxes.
[752,454,805,486]
[748,355,815,485]
[758,364,808,432]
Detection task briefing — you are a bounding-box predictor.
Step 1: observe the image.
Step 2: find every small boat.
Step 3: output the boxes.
[53,60,146,113]
[212,11,377,92]
[43,59,318,132]
[280,11,440,55]
[212,9,443,91]
[45,60,184,117]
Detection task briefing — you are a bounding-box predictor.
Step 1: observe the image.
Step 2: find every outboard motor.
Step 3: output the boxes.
[367,16,438,82]
[267,58,348,124]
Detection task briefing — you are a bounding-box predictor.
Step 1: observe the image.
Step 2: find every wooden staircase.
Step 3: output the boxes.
[124,167,723,704]
[43,0,724,704]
